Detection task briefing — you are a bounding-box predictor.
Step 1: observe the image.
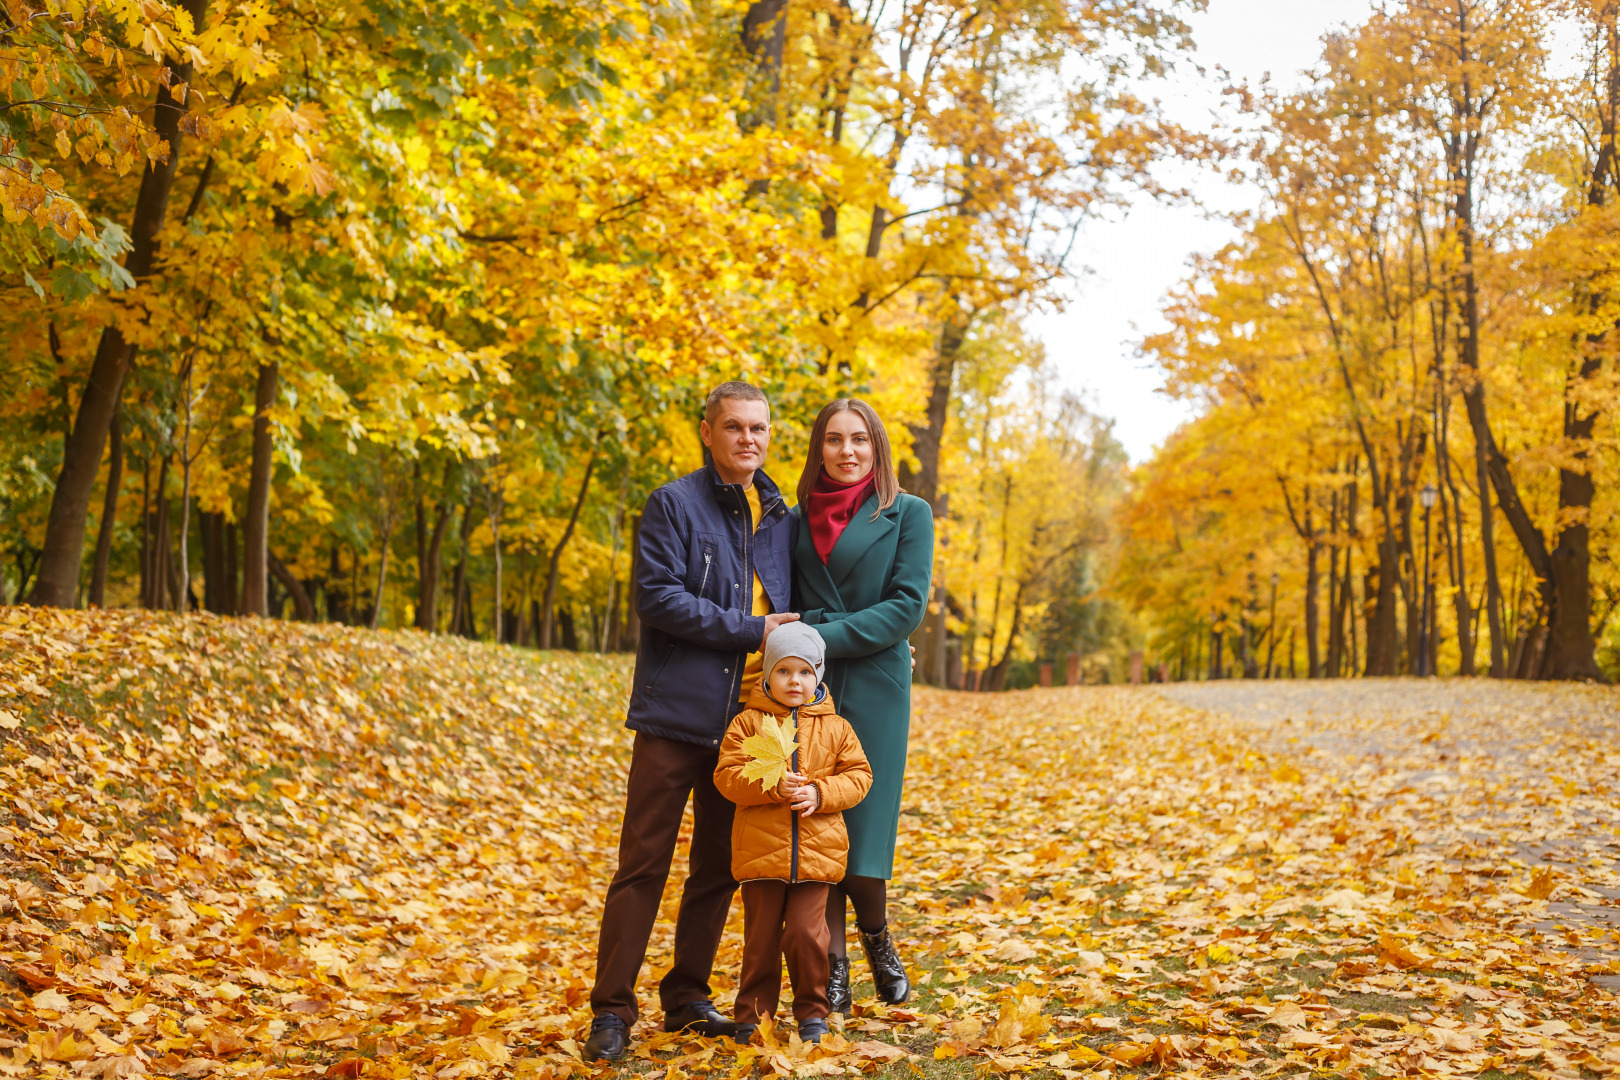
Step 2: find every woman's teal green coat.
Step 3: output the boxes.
[795,491,933,879]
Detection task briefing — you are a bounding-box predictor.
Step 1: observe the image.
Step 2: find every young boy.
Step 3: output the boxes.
[714,623,872,1045]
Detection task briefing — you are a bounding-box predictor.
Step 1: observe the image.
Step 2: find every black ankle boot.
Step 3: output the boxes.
[827,952,851,1014]
[858,925,910,1005]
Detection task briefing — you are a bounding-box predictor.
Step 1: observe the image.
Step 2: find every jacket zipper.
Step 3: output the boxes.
[789,706,800,884]
[722,484,756,728]
[698,550,713,597]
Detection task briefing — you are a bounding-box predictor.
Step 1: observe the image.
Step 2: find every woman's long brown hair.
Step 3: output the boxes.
[796,398,900,516]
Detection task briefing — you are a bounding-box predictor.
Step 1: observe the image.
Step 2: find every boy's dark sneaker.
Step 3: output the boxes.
[827,953,852,1014]
[584,1013,628,1062]
[798,1017,830,1044]
[859,925,911,1004]
[663,999,737,1038]
[732,1023,757,1046]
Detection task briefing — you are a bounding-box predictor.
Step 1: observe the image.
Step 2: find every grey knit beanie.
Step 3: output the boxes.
[761,622,826,687]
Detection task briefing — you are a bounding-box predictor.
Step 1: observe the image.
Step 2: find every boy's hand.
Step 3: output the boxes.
[789,780,820,817]
[777,771,810,800]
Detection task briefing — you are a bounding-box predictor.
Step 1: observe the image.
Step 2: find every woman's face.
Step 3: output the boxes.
[821,410,874,484]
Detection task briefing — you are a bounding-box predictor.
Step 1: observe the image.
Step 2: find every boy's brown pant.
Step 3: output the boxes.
[737,880,832,1025]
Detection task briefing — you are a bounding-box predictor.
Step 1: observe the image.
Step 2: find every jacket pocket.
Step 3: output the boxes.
[637,632,680,696]
[689,533,726,601]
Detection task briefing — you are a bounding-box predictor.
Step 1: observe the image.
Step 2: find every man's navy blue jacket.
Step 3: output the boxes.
[627,464,795,748]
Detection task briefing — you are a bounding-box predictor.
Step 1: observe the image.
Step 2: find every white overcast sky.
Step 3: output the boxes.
[1031,0,1377,462]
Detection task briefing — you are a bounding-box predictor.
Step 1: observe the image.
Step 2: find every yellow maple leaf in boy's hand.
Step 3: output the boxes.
[739,714,797,791]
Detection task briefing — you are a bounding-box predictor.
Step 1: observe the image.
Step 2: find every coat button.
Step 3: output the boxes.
[733,583,739,589]
[724,667,730,673]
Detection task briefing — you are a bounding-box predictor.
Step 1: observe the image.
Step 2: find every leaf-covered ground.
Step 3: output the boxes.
[2,610,1618,1080]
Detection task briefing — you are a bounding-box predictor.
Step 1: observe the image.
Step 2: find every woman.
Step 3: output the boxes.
[793,398,933,1011]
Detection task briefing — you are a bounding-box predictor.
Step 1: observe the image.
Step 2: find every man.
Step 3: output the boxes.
[584,381,800,1062]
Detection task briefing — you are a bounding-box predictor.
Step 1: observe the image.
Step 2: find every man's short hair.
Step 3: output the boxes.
[704,380,770,425]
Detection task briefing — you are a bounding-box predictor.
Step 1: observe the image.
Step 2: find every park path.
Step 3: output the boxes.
[1158,677,1620,983]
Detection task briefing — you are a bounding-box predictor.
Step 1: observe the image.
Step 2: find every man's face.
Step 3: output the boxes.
[700,398,771,482]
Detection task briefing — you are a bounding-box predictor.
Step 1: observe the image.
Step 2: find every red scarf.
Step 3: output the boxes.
[806,470,877,564]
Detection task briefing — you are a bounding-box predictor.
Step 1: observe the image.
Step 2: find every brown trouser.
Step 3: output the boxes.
[591,731,739,1026]
[736,880,832,1025]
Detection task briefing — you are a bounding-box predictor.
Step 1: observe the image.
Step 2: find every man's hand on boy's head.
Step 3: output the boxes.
[788,780,820,817]
[762,611,801,645]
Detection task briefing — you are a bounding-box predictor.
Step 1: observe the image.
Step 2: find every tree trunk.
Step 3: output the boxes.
[138,458,151,609]
[1326,487,1343,678]
[542,451,598,649]
[201,511,225,613]
[1365,552,1400,677]
[224,516,238,615]
[1281,480,1321,677]
[241,361,278,616]
[268,551,316,621]
[897,313,967,507]
[25,1,209,607]
[416,496,452,632]
[1540,16,1618,680]
[985,585,1025,692]
[175,350,202,615]
[740,0,789,132]
[450,503,478,637]
[1398,493,1419,675]
[625,512,642,648]
[482,474,505,645]
[89,406,124,607]
[200,511,219,611]
[1439,420,1475,677]
[370,485,395,631]
[1363,467,1402,675]
[601,482,629,653]
[1342,469,1360,677]
[146,456,172,610]
[1541,414,1605,677]
[1452,122,1554,674]
[1305,539,1321,678]
[174,490,193,614]
[325,546,349,624]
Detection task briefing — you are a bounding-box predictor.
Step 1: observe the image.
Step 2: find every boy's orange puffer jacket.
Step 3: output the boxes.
[714,685,872,884]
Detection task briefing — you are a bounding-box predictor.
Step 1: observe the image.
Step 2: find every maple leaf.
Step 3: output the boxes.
[33,1030,95,1062]
[738,713,797,791]
[1524,865,1559,900]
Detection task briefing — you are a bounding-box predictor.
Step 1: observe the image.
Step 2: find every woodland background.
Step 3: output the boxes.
[2,0,1618,686]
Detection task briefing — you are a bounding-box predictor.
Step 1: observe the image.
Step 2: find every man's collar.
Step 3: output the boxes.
[704,463,782,510]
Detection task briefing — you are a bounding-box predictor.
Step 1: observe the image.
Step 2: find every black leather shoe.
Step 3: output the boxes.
[827,953,851,1014]
[859,925,911,1004]
[663,998,738,1038]
[798,1017,830,1044]
[732,1023,757,1046]
[584,1013,628,1062]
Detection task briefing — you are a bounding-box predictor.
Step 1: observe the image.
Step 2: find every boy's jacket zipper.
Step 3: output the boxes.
[789,704,800,884]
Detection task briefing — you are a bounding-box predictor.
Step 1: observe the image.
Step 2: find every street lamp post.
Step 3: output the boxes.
[1419,484,1437,677]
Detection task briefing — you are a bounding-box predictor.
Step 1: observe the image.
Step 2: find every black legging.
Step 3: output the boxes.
[825,874,888,958]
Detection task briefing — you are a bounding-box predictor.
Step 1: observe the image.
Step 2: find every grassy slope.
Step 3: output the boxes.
[2,608,637,1079]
